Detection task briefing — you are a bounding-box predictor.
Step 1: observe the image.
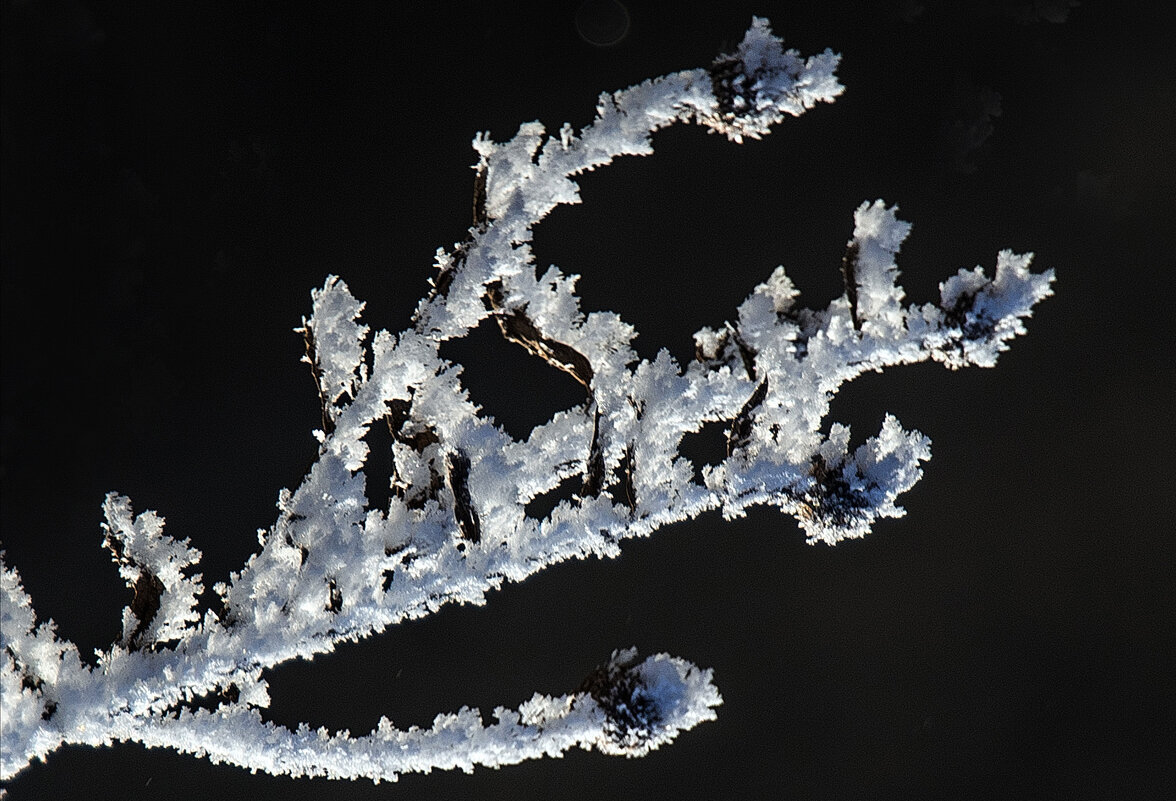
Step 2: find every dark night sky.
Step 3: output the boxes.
[2,2,1173,799]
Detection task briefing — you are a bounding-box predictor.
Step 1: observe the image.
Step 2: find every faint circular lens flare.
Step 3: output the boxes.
[575,0,631,47]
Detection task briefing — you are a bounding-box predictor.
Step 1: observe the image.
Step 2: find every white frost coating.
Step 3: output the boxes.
[101,493,205,649]
[0,17,1053,785]
[297,275,370,430]
[849,200,910,338]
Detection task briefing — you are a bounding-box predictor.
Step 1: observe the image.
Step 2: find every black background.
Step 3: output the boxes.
[2,2,1173,799]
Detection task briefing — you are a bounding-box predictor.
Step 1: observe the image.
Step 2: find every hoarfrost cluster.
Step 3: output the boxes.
[0,18,1053,784]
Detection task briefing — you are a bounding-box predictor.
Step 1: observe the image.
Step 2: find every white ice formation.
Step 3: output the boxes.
[0,18,1053,784]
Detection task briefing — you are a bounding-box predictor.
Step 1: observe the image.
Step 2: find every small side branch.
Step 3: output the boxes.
[301,324,335,436]
[485,282,594,391]
[447,450,480,544]
[727,379,769,456]
[582,404,607,498]
[841,241,862,331]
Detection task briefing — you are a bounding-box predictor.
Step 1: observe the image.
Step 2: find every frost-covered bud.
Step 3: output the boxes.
[580,648,722,757]
[700,17,843,142]
[932,250,1054,369]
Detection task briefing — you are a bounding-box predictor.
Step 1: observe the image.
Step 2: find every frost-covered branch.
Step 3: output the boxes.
[0,18,1053,784]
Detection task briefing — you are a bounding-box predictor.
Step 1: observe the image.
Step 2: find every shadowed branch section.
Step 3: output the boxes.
[485,281,594,391]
